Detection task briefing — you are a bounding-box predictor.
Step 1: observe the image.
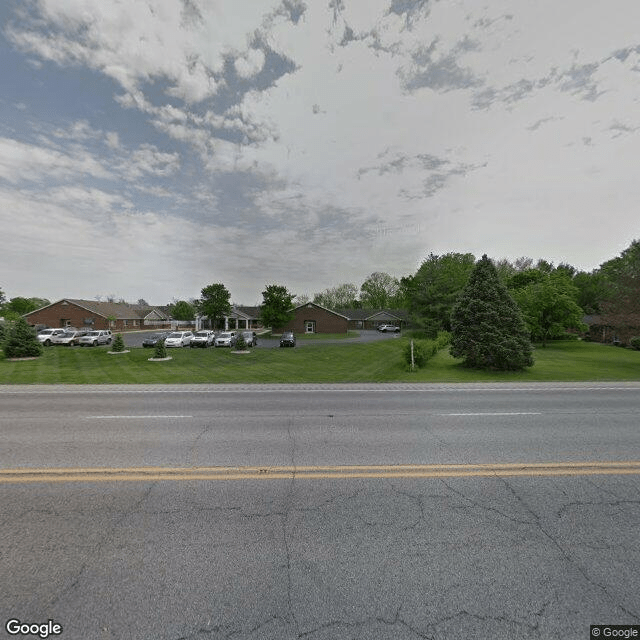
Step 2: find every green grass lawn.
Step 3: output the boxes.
[0,340,638,384]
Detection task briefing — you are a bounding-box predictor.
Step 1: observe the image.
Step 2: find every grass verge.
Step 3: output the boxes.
[0,340,638,384]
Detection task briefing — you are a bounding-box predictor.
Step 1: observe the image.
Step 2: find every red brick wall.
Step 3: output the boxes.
[278,305,348,334]
[25,301,112,330]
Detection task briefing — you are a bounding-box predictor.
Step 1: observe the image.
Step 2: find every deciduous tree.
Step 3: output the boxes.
[403,252,476,337]
[313,283,359,310]
[359,272,401,308]
[260,285,295,329]
[170,300,195,321]
[198,284,231,329]
[511,271,586,346]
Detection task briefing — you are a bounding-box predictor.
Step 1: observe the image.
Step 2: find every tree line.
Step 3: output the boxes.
[2,239,638,350]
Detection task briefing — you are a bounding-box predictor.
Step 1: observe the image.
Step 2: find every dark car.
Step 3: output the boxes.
[142,332,171,348]
[279,331,296,347]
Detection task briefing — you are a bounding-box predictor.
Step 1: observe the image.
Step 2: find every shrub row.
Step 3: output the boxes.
[403,331,451,370]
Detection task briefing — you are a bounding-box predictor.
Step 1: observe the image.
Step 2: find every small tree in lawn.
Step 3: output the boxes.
[153,337,167,359]
[4,318,43,358]
[234,333,247,351]
[450,255,533,370]
[111,334,126,352]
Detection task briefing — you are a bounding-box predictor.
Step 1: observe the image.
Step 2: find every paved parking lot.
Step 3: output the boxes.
[122,329,402,349]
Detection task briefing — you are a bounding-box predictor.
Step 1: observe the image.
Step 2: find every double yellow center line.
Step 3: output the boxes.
[2,461,640,483]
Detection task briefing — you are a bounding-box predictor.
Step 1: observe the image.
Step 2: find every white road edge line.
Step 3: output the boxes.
[441,412,542,416]
[85,415,194,419]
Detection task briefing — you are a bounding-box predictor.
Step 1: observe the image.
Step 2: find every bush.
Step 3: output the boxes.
[153,339,167,359]
[403,339,437,369]
[111,334,126,352]
[4,318,43,358]
[434,331,451,350]
[234,333,247,350]
[402,331,452,370]
[630,337,640,350]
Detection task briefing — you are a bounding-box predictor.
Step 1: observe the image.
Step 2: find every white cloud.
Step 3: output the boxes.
[3,0,640,303]
[234,47,266,79]
[0,137,112,184]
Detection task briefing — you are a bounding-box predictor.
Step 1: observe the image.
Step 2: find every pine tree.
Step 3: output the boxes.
[111,334,126,352]
[450,255,533,370]
[153,338,167,359]
[4,318,44,358]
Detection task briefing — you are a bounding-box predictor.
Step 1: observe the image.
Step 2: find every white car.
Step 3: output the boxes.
[214,331,237,348]
[377,324,400,333]
[51,330,87,346]
[190,331,216,348]
[37,328,67,346]
[78,330,113,347]
[164,331,193,347]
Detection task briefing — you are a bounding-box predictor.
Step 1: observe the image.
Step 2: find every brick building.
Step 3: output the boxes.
[277,302,349,334]
[23,299,170,332]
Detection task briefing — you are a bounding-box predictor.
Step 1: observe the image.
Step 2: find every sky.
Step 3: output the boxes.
[1,0,639,306]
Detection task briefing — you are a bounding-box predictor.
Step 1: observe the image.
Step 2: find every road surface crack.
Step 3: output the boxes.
[499,476,640,622]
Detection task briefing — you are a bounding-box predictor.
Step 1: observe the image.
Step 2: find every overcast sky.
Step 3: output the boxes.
[1,0,639,305]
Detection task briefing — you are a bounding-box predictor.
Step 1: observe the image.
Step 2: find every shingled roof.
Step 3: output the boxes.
[23,299,170,320]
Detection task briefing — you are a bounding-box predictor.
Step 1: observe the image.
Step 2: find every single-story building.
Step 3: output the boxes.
[23,299,171,332]
[337,308,410,331]
[583,314,640,345]
[196,306,263,331]
[277,302,350,334]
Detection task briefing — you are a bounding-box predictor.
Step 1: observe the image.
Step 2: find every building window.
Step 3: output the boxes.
[305,320,316,334]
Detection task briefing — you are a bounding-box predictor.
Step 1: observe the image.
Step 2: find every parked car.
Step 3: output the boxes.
[37,328,68,346]
[279,331,296,347]
[78,330,113,347]
[377,324,400,333]
[142,332,171,348]
[164,331,193,347]
[51,330,88,346]
[241,331,258,347]
[190,330,216,348]
[214,331,237,348]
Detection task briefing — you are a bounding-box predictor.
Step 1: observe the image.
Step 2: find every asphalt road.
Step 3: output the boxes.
[1,383,640,639]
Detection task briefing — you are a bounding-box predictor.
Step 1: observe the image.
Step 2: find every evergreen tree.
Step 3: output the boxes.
[4,318,43,358]
[153,338,167,359]
[450,255,533,370]
[234,333,247,351]
[111,334,126,352]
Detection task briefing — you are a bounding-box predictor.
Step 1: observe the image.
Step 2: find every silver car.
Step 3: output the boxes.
[51,330,87,346]
[214,331,237,348]
[164,331,194,347]
[241,331,258,347]
[190,330,216,348]
[78,330,113,347]
[37,328,67,346]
